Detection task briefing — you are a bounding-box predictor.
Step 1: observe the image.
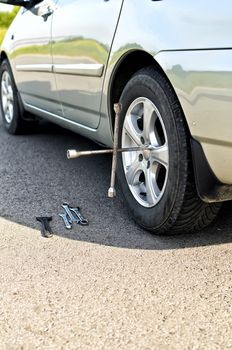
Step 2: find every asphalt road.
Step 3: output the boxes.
[0,117,232,349]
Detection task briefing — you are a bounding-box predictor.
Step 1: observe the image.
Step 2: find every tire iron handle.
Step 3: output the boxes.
[108,103,122,198]
[66,103,123,198]
[67,147,146,159]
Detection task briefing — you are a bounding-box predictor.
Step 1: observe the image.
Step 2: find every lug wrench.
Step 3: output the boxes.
[67,103,122,198]
[108,103,121,197]
[67,147,145,159]
[67,103,151,197]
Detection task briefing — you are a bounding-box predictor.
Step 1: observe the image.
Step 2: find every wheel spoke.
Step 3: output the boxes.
[144,168,160,206]
[150,143,169,168]
[1,71,14,124]
[8,104,13,119]
[8,86,13,101]
[143,99,158,145]
[1,80,7,95]
[2,95,7,111]
[124,116,141,146]
[6,73,10,91]
[126,160,143,186]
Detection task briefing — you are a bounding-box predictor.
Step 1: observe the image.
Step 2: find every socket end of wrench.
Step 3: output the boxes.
[113,103,122,115]
[108,187,116,198]
[67,150,79,159]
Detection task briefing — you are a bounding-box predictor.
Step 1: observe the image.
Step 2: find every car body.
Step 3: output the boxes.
[0,0,232,234]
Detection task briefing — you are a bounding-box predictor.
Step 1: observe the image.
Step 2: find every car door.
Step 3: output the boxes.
[11,2,62,116]
[51,0,123,129]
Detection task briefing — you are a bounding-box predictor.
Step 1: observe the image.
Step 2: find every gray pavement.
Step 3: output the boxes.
[0,118,232,349]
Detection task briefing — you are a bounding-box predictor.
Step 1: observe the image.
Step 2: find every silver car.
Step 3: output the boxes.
[0,0,231,235]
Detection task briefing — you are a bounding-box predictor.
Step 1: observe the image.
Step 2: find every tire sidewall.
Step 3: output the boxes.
[0,60,20,134]
[117,71,188,231]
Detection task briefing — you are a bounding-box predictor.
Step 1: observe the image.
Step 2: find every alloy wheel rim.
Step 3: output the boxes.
[122,97,169,208]
[1,71,14,124]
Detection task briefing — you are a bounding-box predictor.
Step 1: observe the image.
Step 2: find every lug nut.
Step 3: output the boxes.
[147,160,150,169]
[139,154,143,162]
[140,136,145,144]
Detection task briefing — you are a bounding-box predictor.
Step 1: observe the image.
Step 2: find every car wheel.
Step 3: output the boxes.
[117,67,221,234]
[0,59,34,134]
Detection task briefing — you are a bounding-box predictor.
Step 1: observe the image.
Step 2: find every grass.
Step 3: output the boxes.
[0,7,18,45]
[0,28,7,45]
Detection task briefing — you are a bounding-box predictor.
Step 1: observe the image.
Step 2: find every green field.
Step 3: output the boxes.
[0,7,18,45]
[0,28,7,45]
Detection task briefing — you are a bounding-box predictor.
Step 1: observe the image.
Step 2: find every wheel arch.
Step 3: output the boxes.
[0,51,8,64]
[107,49,230,204]
[0,51,15,80]
[108,50,225,202]
[108,50,187,131]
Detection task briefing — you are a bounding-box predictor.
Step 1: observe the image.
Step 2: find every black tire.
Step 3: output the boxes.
[117,67,221,235]
[0,59,35,134]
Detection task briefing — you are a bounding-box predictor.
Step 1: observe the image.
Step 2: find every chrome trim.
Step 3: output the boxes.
[16,63,104,76]
[16,64,52,73]
[24,103,98,132]
[53,63,104,77]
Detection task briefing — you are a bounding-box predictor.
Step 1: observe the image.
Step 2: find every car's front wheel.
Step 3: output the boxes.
[117,67,221,234]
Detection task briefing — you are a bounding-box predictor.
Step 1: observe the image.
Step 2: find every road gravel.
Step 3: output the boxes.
[0,119,232,349]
